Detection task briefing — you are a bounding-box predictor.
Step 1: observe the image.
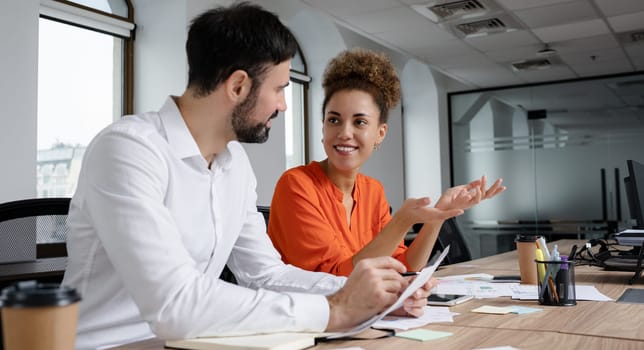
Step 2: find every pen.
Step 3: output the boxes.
[548,276,559,303]
[400,271,420,277]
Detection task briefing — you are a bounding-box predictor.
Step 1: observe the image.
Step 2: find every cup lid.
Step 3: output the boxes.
[0,280,81,308]
[515,234,539,242]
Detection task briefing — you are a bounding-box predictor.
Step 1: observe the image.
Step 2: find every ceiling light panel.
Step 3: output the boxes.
[594,0,644,17]
[607,11,644,33]
[513,0,599,29]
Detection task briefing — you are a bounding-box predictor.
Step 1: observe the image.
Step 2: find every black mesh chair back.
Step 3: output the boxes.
[413,218,472,265]
[0,198,71,350]
[0,198,70,262]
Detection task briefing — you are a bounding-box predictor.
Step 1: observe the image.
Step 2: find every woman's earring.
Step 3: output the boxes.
[374,142,381,150]
[321,138,324,143]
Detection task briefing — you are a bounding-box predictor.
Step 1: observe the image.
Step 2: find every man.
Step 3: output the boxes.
[62,3,431,349]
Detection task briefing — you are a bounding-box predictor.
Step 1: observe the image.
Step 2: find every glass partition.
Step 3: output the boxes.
[449,72,644,257]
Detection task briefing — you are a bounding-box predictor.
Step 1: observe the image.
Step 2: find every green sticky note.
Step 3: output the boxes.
[395,329,453,342]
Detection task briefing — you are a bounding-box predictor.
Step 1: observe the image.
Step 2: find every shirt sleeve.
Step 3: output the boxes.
[268,171,356,276]
[77,130,343,340]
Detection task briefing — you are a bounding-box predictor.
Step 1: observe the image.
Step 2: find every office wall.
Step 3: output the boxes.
[0,0,39,202]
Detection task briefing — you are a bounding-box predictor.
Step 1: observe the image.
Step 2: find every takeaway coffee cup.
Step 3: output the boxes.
[1,280,81,350]
[515,234,540,284]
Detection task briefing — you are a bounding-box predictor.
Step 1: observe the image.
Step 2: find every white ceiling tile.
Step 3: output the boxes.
[514,1,598,29]
[397,0,430,5]
[496,0,577,11]
[410,39,474,58]
[595,0,644,17]
[345,6,429,34]
[485,44,545,62]
[465,30,540,51]
[513,65,578,83]
[624,43,644,57]
[429,52,495,69]
[532,19,610,43]
[570,58,635,77]
[560,48,628,65]
[550,34,620,54]
[607,11,644,33]
[300,0,400,17]
[375,24,455,49]
[633,57,644,70]
[446,65,524,87]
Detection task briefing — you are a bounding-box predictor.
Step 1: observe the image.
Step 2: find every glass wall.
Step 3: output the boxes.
[449,72,644,257]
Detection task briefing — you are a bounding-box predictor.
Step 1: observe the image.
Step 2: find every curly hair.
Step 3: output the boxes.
[322,48,401,123]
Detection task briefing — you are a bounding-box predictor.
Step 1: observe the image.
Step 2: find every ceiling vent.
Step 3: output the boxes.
[412,0,498,23]
[451,14,522,38]
[511,58,552,71]
[456,17,505,36]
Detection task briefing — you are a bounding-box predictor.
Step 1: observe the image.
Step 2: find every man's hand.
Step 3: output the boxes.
[325,257,407,332]
[389,277,437,318]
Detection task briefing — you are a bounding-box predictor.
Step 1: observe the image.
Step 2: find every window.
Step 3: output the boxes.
[285,46,310,169]
[37,0,134,198]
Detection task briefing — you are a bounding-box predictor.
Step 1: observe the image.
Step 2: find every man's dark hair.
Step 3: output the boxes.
[186,2,297,97]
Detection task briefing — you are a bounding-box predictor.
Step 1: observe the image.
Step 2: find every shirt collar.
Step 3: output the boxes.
[160,96,234,171]
[160,96,202,160]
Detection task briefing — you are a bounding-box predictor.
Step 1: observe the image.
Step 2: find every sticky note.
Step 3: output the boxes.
[510,306,542,314]
[471,306,515,314]
[395,329,453,341]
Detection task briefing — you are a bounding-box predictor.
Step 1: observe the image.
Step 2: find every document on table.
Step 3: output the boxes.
[372,306,459,330]
[326,246,451,339]
[434,276,517,298]
[510,284,613,301]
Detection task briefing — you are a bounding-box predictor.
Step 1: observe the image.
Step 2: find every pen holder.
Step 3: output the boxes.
[535,259,576,306]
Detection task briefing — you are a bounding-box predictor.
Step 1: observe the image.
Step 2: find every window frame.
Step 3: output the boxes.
[40,0,135,114]
[288,42,311,166]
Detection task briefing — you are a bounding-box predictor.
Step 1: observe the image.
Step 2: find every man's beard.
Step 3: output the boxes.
[232,87,276,144]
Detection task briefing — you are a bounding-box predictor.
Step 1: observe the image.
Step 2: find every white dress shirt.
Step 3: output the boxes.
[62,97,345,350]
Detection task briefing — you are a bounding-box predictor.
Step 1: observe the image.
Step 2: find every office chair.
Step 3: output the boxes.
[0,198,70,289]
[0,197,70,261]
[219,206,271,285]
[0,198,71,350]
[413,218,472,265]
[257,205,270,227]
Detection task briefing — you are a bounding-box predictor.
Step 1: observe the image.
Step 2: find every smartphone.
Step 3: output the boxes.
[427,293,473,306]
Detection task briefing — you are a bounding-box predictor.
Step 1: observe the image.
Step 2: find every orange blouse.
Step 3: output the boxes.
[268,162,409,276]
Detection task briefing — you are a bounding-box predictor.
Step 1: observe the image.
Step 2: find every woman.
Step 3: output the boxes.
[268,48,504,276]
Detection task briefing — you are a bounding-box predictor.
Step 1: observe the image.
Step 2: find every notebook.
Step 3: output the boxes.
[165,332,321,350]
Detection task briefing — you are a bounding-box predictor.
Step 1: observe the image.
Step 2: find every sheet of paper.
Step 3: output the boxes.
[471,306,516,314]
[326,246,451,339]
[510,284,613,301]
[395,329,452,341]
[372,306,458,330]
[434,279,517,298]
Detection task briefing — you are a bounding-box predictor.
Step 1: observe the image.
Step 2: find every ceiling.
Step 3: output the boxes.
[299,0,644,89]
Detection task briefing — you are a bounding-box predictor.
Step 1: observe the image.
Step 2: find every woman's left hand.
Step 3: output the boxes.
[435,175,505,211]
